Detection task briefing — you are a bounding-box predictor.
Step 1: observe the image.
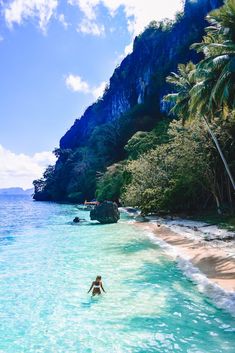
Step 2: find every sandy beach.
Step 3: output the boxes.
[135,222,235,292]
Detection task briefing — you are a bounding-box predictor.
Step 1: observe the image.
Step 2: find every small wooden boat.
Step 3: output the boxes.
[84,200,99,206]
[76,200,99,211]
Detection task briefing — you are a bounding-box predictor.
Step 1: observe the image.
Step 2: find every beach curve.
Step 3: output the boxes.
[134,221,235,316]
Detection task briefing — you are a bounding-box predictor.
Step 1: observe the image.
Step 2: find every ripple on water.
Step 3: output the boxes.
[0,196,234,353]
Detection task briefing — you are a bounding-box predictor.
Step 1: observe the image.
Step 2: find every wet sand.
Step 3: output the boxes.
[135,222,235,292]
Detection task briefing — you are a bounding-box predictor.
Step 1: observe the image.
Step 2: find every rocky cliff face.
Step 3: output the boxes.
[34,0,224,202]
[60,0,223,150]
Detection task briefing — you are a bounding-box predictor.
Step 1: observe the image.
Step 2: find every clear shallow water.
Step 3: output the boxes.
[0,195,234,353]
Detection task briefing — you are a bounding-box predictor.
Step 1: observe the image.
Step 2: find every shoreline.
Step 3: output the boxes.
[135,221,235,291]
[133,220,235,315]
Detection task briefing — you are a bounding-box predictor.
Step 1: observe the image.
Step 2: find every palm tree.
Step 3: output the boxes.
[190,0,235,190]
[164,62,196,124]
[165,65,224,213]
[191,0,235,111]
[165,1,235,194]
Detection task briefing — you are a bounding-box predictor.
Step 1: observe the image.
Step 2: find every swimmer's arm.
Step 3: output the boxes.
[87,282,94,293]
[101,282,106,293]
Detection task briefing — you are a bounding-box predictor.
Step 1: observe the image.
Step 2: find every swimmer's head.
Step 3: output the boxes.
[96,275,102,281]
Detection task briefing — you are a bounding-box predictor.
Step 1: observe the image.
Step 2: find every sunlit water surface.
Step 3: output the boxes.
[0,195,234,353]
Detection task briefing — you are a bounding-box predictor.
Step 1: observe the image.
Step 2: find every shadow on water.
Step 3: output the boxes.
[124,310,235,353]
[129,259,235,322]
[86,222,112,226]
[0,235,15,246]
[122,259,175,288]
[108,239,159,255]
[80,295,102,309]
[66,221,106,227]
[67,221,90,226]
[137,260,178,284]
[136,260,235,316]
[127,316,161,331]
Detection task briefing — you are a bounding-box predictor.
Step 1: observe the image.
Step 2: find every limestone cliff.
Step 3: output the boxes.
[60,0,223,150]
[34,0,224,202]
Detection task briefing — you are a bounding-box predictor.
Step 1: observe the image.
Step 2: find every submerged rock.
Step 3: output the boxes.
[73,217,86,223]
[90,201,120,224]
[134,214,149,222]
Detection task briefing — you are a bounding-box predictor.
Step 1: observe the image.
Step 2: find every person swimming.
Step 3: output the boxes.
[87,276,106,296]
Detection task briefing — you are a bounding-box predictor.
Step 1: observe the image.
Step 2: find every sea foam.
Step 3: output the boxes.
[145,230,235,317]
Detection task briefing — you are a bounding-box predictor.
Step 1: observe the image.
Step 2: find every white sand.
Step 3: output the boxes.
[135,222,235,292]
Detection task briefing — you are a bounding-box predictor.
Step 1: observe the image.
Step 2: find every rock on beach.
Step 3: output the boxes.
[90,201,120,224]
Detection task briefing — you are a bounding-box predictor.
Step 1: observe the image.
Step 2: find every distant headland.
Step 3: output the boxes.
[0,187,34,195]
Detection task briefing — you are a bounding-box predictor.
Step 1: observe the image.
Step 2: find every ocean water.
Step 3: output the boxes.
[0,195,234,353]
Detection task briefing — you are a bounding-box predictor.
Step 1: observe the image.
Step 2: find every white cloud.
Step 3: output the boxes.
[57,13,69,29]
[69,0,183,38]
[0,145,56,189]
[65,74,106,99]
[65,74,90,93]
[68,0,99,20]
[3,1,183,38]
[92,81,107,99]
[78,18,104,36]
[4,0,58,33]
[124,41,133,55]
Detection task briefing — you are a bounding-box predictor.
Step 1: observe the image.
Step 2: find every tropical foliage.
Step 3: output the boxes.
[122,116,235,214]
[34,0,235,216]
[191,0,235,113]
[122,0,235,214]
[96,162,129,203]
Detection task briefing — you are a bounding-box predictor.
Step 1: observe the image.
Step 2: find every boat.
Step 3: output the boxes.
[76,200,99,211]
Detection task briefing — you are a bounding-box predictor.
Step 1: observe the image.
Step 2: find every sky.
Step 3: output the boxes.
[0,0,183,189]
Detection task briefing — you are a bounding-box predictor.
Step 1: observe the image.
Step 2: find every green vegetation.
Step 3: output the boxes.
[98,0,235,215]
[34,0,234,220]
[34,102,157,202]
[96,162,129,203]
[124,119,170,160]
[122,115,235,214]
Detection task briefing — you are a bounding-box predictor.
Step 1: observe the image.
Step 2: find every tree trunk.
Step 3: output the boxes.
[227,175,233,211]
[203,116,235,192]
[213,193,222,215]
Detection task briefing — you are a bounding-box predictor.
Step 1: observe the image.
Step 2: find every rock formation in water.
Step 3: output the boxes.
[90,201,120,224]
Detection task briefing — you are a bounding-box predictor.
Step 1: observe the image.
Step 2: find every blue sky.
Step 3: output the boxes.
[0,0,182,188]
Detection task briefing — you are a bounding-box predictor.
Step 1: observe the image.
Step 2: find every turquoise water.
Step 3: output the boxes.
[0,196,234,353]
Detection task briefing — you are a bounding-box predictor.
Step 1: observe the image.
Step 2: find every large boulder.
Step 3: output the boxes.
[90,201,120,224]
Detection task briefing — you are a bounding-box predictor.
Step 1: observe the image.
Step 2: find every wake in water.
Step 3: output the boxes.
[81,295,102,308]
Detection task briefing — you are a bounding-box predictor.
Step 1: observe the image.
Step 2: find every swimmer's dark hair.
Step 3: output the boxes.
[96,275,102,280]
